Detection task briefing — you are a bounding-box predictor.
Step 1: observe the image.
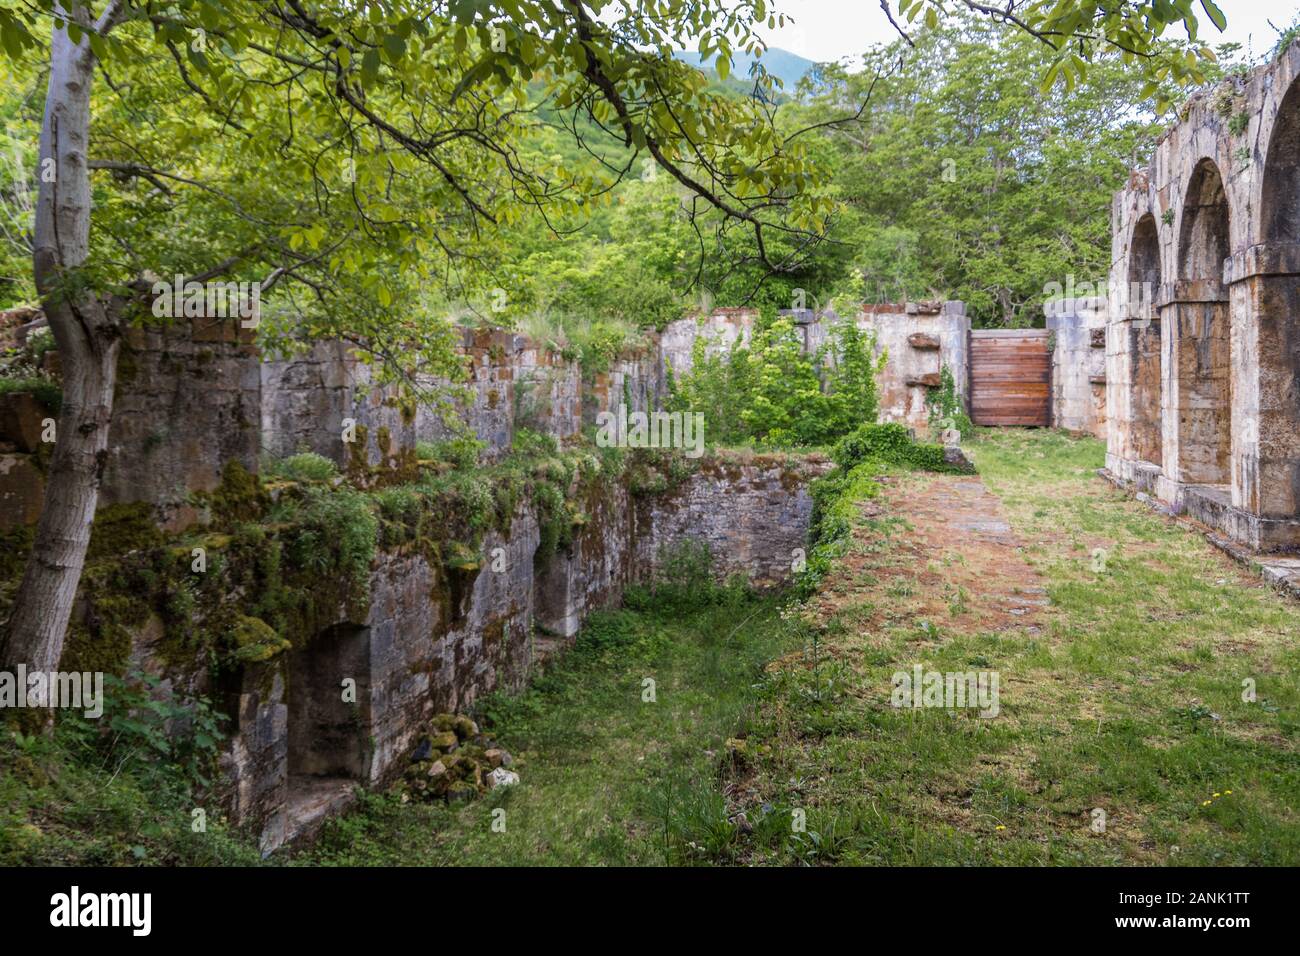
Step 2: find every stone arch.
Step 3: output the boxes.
[1262,77,1300,242]
[1127,213,1163,465]
[1165,158,1232,486]
[1178,158,1230,283]
[1242,74,1300,533]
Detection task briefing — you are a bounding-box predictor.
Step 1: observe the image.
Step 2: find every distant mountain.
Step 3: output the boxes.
[674,46,817,89]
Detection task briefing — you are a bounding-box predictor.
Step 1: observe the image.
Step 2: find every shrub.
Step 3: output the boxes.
[831,422,948,471]
[667,309,884,448]
[261,451,339,483]
[0,373,62,414]
[924,365,974,440]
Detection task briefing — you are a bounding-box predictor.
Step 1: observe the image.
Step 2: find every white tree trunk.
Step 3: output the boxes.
[1,8,119,680]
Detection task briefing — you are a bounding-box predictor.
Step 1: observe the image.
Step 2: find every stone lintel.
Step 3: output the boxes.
[1223,241,1300,285]
[1155,280,1227,307]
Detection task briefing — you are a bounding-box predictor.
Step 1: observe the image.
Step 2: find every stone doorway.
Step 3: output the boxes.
[284,622,372,842]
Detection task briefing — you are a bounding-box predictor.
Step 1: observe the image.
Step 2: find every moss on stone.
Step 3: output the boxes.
[225,615,291,664]
[210,459,266,524]
[86,503,165,559]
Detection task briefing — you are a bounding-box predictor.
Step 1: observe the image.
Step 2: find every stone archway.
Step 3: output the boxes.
[1127,213,1163,466]
[1164,158,1232,489]
[1239,76,1300,538]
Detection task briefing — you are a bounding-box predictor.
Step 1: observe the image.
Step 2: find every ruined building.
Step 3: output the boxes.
[1107,43,1300,554]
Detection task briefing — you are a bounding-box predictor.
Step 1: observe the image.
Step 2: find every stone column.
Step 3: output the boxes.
[1156,280,1232,505]
[1224,242,1300,551]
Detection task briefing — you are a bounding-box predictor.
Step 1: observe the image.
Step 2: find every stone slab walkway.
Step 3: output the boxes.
[810,472,1049,640]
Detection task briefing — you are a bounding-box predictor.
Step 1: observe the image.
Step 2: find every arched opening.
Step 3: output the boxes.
[1251,78,1300,525]
[285,622,372,837]
[1263,80,1300,241]
[1127,213,1163,466]
[1169,159,1232,487]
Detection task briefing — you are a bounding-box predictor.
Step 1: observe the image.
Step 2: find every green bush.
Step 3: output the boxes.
[667,309,883,448]
[831,422,948,471]
[261,451,339,483]
[0,374,62,414]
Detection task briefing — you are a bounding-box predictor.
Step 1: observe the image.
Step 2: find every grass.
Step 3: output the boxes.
[6,428,1296,866]
[295,584,803,866]
[722,428,1300,865]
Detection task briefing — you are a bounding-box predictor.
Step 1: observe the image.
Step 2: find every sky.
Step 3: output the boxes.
[750,0,1300,65]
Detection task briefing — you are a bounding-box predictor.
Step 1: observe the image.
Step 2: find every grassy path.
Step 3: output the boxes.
[299,589,802,865]
[737,429,1300,864]
[301,429,1300,866]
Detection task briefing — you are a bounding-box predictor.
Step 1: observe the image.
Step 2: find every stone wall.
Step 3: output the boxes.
[219,452,824,852]
[856,302,970,435]
[105,317,262,530]
[1107,39,1300,552]
[1047,298,1108,439]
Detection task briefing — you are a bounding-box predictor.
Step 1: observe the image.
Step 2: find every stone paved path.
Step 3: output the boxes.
[811,472,1050,639]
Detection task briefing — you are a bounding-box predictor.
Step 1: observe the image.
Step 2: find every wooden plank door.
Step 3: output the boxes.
[969,329,1051,427]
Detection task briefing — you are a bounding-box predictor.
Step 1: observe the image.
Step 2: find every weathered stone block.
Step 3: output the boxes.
[0,392,49,453]
[0,453,44,529]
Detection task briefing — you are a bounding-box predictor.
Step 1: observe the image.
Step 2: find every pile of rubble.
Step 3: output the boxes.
[399,713,519,804]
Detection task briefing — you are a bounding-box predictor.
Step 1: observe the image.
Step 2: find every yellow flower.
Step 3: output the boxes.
[1213,792,1221,798]
[995,825,1006,831]
[1224,790,1232,795]
[1202,800,1212,806]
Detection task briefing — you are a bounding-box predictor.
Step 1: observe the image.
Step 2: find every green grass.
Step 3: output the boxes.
[721,428,1300,865]
[295,587,802,866]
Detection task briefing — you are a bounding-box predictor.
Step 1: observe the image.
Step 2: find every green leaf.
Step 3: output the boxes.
[361,48,380,84]
[383,33,406,61]
[1200,0,1227,32]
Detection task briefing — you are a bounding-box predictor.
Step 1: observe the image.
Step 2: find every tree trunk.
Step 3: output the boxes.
[0,9,119,682]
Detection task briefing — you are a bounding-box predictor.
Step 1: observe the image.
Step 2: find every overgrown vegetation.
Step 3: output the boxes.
[0,675,257,865]
[925,366,974,439]
[0,427,719,862]
[667,309,884,448]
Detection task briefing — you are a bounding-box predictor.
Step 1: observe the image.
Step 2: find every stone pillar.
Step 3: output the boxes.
[1047,297,1107,437]
[1157,280,1232,504]
[1224,242,1300,550]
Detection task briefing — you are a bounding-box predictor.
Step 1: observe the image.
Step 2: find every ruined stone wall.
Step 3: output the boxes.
[1047,298,1108,439]
[634,454,827,587]
[217,453,822,852]
[104,317,262,530]
[855,302,970,435]
[261,328,582,469]
[1108,39,1300,552]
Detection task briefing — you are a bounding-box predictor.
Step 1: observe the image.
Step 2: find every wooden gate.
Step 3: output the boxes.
[968,329,1051,427]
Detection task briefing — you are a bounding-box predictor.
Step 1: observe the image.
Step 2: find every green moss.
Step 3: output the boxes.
[347,423,371,480]
[210,459,266,523]
[225,615,291,664]
[58,624,124,676]
[0,526,34,580]
[87,503,165,559]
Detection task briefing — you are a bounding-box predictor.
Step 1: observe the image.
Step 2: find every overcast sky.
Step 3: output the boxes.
[751,0,1300,65]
